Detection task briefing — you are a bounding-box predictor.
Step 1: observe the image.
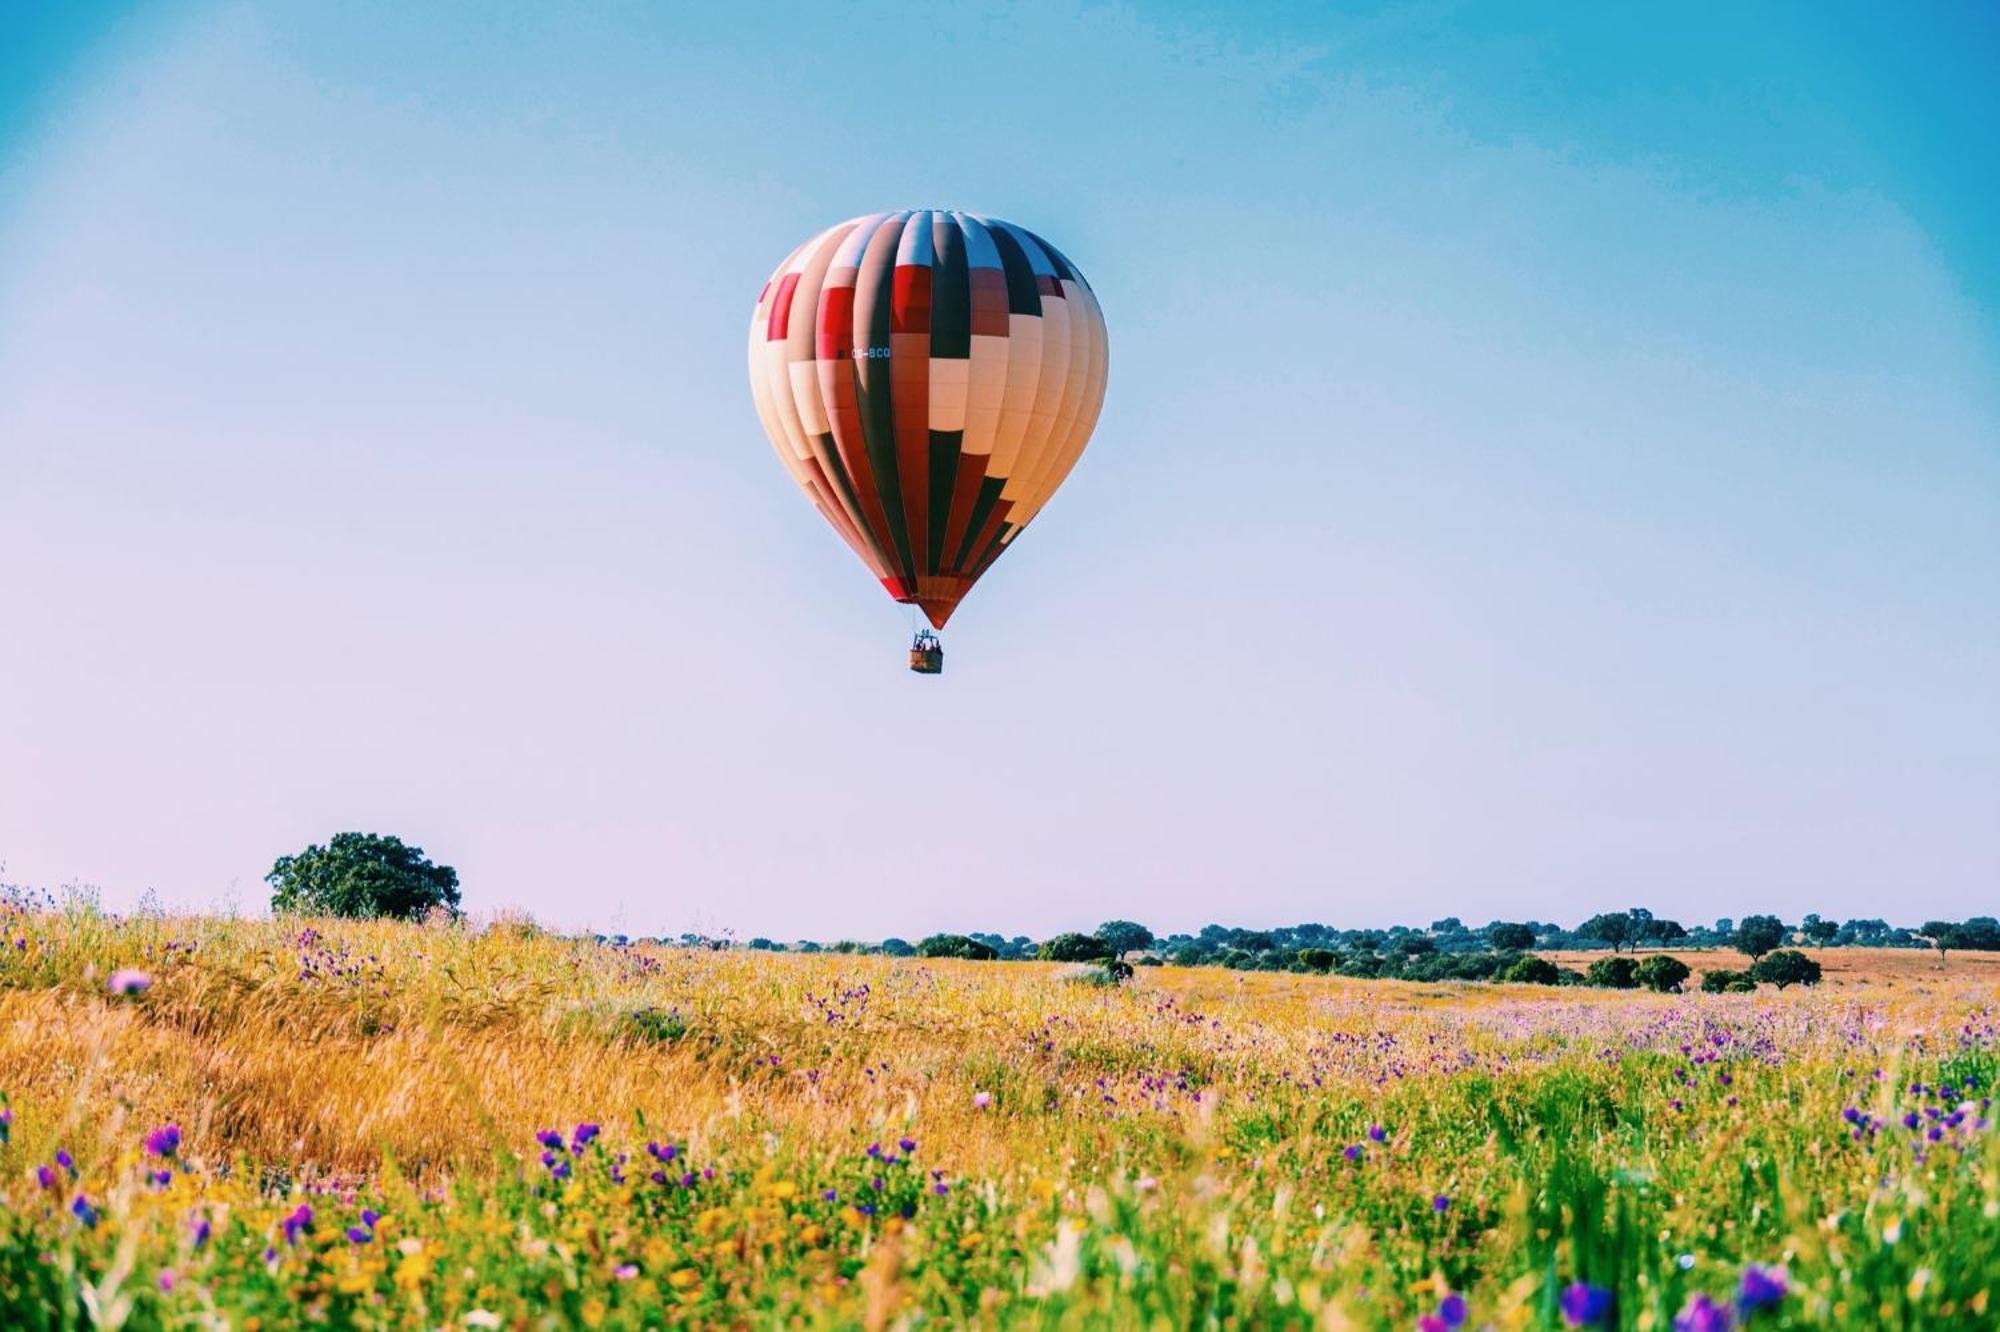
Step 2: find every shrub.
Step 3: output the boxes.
[1634,955,1692,993]
[1039,932,1113,963]
[1585,956,1640,989]
[1700,969,1756,994]
[1500,955,1561,985]
[916,934,997,960]
[1750,949,1822,989]
[1057,961,1129,987]
[1297,947,1337,973]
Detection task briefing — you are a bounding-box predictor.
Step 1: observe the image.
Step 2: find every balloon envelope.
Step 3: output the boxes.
[748,211,1108,628]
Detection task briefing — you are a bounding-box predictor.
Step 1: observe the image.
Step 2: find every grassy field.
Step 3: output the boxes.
[0,907,1994,1330]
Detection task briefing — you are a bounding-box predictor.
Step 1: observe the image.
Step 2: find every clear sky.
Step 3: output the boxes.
[1,2,1994,939]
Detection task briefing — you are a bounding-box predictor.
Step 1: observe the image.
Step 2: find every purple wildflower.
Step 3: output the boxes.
[282,1204,314,1245]
[158,1268,177,1293]
[0,1104,12,1144]
[1367,1124,1387,1143]
[71,1195,99,1228]
[190,1215,212,1248]
[823,1189,838,1202]
[973,1091,991,1109]
[1436,1292,1468,1328]
[535,1129,564,1151]
[933,1181,949,1196]
[35,1165,57,1190]
[145,1124,182,1159]
[54,1149,75,1175]
[108,969,151,995]
[360,1208,380,1228]
[898,1137,917,1153]
[1432,1194,1451,1212]
[1343,1144,1363,1162]
[1675,1293,1734,1332]
[1560,1282,1613,1327]
[346,1226,373,1243]
[572,1123,600,1153]
[1737,1266,1786,1313]
[613,1263,638,1280]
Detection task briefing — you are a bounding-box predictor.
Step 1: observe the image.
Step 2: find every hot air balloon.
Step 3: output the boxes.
[747,211,1109,673]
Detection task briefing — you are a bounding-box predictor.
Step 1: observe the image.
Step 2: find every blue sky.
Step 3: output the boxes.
[0,2,1993,937]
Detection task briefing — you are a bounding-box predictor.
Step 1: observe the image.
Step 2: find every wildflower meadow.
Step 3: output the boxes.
[1,900,1995,1329]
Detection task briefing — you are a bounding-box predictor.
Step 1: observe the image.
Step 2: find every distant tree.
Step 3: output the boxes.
[1429,917,1465,935]
[1337,952,1385,979]
[1733,915,1786,962]
[1960,917,2000,950]
[747,937,778,951]
[266,832,460,921]
[1297,947,1337,973]
[1039,932,1113,963]
[1801,914,1840,946]
[795,940,822,954]
[1585,956,1640,989]
[1238,932,1278,953]
[1169,945,1209,967]
[1841,918,1891,945]
[1397,935,1437,958]
[1639,918,1688,946]
[1487,922,1537,952]
[1701,969,1757,994]
[1500,955,1561,985]
[879,937,914,957]
[1918,920,1960,959]
[916,934,995,960]
[1634,955,1692,993]
[1579,912,1637,953]
[1346,931,1385,953]
[1750,949,1822,989]
[1095,921,1155,956]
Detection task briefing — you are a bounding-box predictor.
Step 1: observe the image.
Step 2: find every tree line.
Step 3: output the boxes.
[255,834,1993,995]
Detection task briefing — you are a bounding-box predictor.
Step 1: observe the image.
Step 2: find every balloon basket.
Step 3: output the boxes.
[909,630,943,675]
